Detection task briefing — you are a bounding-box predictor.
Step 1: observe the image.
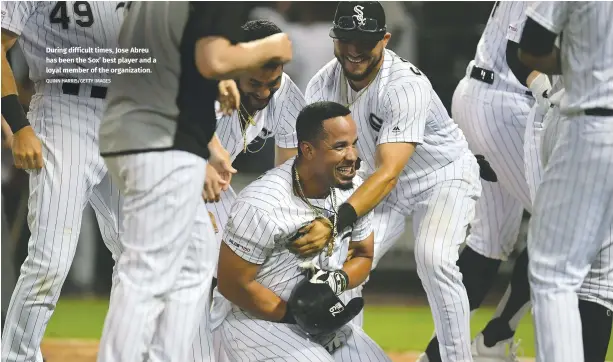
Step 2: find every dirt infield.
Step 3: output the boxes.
[41,339,536,362]
[40,340,423,361]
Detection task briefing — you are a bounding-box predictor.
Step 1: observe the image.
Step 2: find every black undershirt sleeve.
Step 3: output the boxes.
[518,17,558,56]
[506,41,532,87]
[189,2,243,44]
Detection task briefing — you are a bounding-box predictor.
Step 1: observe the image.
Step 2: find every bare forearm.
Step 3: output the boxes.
[219,281,287,322]
[346,170,397,216]
[196,38,275,80]
[1,43,18,97]
[518,49,561,75]
[342,256,372,289]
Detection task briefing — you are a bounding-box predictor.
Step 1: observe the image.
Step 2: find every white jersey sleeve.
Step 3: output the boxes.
[526,1,569,34]
[379,79,431,145]
[271,74,304,149]
[506,13,526,43]
[223,201,280,265]
[351,210,373,242]
[1,1,37,36]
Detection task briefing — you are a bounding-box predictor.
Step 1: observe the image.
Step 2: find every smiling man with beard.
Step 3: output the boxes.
[210,101,390,362]
[303,2,482,361]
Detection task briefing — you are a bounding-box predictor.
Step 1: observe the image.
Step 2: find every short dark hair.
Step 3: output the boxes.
[296,101,351,154]
[241,20,282,42]
[241,20,283,69]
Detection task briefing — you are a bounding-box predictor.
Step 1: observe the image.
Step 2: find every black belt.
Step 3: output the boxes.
[470,65,532,96]
[62,83,107,99]
[584,108,613,116]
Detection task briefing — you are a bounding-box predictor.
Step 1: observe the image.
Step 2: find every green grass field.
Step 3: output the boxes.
[45,298,612,360]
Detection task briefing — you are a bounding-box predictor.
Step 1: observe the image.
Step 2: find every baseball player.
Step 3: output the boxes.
[420,3,553,360]
[189,19,305,362]
[303,2,482,361]
[211,101,390,362]
[1,2,125,361]
[517,2,613,361]
[96,2,293,362]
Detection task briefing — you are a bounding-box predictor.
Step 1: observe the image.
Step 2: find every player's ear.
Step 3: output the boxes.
[382,33,391,48]
[301,142,315,160]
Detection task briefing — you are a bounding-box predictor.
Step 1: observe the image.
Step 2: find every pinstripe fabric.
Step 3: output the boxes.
[410,154,480,362]
[306,49,481,361]
[535,100,613,313]
[525,3,613,361]
[208,158,389,360]
[216,158,372,304]
[0,3,124,360]
[528,115,613,362]
[97,151,215,362]
[192,74,304,362]
[306,49,469,193]
[206,72,304,258]
[218,310,390,362]
[214,73,303,159]
[527,2,613,114]
[474,1,531,94]
[451,76,533,260]
[1,1,123,83]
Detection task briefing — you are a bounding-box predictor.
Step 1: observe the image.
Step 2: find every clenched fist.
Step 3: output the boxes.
[12,126,43,169]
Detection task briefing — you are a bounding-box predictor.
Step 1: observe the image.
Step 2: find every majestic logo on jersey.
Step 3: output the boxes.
[353,5,366,26]
[369,113,383,132]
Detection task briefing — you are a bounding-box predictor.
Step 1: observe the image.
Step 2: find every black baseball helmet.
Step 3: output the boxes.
[288,276,364,335]
[329,1,387,42]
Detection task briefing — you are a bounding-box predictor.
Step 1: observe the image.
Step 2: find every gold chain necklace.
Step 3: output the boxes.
[293,162,338,256]
[238,103,257,153]
[340,70,376,108]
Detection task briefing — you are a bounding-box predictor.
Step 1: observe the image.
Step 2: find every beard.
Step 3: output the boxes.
[335,50,383,82]
[238,89,271,112]
[336,181,354,191]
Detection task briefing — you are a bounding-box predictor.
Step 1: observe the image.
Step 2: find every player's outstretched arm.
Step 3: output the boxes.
[196,33,292,80]
[1,30,43,170]
[217,243,293,323]
[344,142,415,219]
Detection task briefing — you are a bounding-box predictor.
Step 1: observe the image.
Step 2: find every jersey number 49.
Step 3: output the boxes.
[50,1,94,29]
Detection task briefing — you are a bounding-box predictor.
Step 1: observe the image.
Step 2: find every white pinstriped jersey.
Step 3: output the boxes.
[1,1,123,83]
[475,1,531,93]
[215,73,303,159]
[222,157,373,307]
[527,1,613,113]
[306,49,469,200]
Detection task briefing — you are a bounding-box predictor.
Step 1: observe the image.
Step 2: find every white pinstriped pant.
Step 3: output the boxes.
[452,77,534,261]
[526,110,613,362]
[216,309,390,362]
[97,150,217,362]
[1,94,122,362]
[352,152,481,362]
[190,186,237,362]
